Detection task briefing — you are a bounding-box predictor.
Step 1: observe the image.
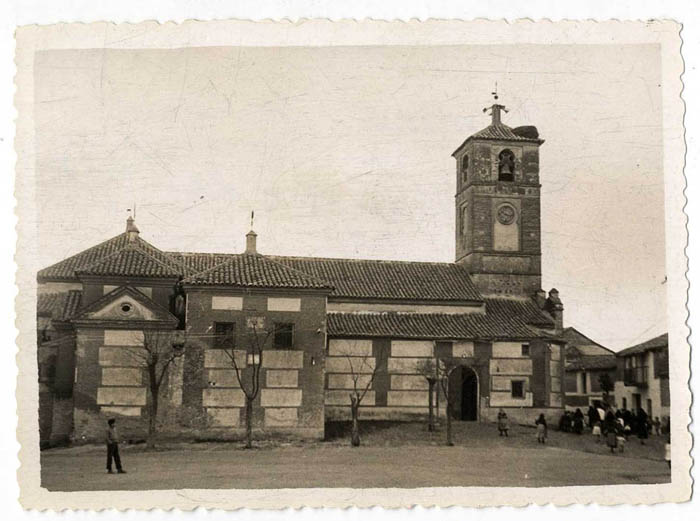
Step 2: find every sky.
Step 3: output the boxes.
[33,44,666,350]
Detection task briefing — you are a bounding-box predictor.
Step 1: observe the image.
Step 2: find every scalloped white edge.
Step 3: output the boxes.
[13,18,690,510]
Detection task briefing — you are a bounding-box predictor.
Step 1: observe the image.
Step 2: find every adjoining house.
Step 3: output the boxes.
[562,327,616,409]
[614,333,669,420]
[37,103,568,445]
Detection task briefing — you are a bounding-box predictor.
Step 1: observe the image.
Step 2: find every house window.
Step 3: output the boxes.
[498,149,515,182]
[581,372,587,394]
[273,322,294,349]
[511,380,525,399]
[622,397,627,410]
[461,155,469,182]
[213,322,235,349]
[521,343,530,356]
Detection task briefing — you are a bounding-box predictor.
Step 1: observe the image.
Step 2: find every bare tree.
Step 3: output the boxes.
[222,316,273,449]
[437,357,462,447]
[415,358,438,432]
[139,329,186,449]
[342,344,387,447]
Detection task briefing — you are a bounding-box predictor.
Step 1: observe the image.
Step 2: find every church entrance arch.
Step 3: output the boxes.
[447,365,479,421]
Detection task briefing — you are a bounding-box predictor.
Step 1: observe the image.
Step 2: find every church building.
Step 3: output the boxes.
[37,103,567,445]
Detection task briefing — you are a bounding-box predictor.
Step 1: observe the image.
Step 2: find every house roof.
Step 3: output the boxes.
[37,290,83,322]
[561,326,615,357]
[38,233,193,282]
[452,123,544,156]
[77,245,183,278]
[566,355,617,371]
[484,297,555,328]
[328,311,537,340]
[617,333,669,357]
[183,253,333,290]
[271,256,483,302]
[328,297,553,340]
[169,252,484,302]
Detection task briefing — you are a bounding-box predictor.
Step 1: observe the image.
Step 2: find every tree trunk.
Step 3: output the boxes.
[350,395,360,447]
[427,379,435,432]
[147,366,159,449]
[445,401,454,446]
[245,396,254,449]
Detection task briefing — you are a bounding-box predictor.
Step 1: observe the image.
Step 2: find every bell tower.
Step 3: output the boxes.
[453,97,545,296]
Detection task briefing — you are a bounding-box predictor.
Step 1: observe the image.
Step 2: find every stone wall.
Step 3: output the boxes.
[184,288,327,439]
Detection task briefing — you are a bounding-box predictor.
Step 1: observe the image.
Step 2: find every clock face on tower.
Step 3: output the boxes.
[497,204,516,225]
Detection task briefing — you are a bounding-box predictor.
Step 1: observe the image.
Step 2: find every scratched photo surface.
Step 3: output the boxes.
[15,20,689,509]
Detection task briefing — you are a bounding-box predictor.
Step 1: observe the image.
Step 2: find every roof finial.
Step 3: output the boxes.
[125,208,140,241]
[483,84,508,126]
[250,210,254,229]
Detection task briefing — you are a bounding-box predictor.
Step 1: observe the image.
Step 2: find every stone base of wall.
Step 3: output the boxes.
[326,406,437,422]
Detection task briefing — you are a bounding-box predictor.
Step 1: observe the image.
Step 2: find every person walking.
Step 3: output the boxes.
[535,414,548,444]
[106,418,126,474]
[497,408,510,437]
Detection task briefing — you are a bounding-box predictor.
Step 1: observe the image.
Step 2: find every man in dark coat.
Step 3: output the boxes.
[106,418,126,474]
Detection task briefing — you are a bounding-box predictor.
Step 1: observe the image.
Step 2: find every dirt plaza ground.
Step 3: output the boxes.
[41,422,671,491]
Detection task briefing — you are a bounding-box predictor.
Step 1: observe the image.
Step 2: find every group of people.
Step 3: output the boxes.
[497,405,671,461]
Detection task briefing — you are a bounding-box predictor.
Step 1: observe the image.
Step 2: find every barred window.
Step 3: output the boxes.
[213,322,235,349]
[274,322,294,349]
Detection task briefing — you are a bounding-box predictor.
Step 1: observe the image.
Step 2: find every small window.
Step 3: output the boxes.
[521,343,530,356]
[461,155,469,183]
[581,372,587,394]
[511,380,525,399]
[213,322,235,349]
[273,322,294,349]
[622,397,627,409]
[498,149,515,182]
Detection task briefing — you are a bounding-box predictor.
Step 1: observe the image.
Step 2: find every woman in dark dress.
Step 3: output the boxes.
[637,408,649,444]
[573,408,584,434]
[604,410,618,452]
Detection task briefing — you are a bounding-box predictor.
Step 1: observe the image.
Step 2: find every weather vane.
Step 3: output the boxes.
[491,81,499,100]
[250,210,255,229]
[483,82,508,124]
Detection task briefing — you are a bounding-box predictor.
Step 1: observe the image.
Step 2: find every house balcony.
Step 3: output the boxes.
[623,366,648,387]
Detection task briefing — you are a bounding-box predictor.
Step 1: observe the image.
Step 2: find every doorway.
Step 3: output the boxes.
[448,366,478,421]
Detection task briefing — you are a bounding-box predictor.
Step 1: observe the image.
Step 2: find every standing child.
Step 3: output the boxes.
[106,418,126,474]
[592,420,602,443]
[653,417,661,436]
[497,409,510,437]
[665,432,671,469]
[535,414,547,444]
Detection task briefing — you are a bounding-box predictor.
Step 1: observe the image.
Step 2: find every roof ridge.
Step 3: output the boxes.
[169,251,464,267]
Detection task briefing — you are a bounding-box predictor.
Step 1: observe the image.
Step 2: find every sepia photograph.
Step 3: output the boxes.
[13,18,690,509]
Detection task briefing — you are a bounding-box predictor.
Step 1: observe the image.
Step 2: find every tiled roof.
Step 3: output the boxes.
[38,233,192,281]
[77,246,183,278]
[484,297,555,328]
[270,256,483,302]
[183,254,333,290]
[566,355,617,371]
[617,333,668,357]
[327,309,539,340]
[37,290,83,322]
[452,124,543,155]
[561,327,614,357]
[167,252,233,274]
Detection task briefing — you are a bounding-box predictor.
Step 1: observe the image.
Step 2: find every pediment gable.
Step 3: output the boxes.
[71,286,177,326]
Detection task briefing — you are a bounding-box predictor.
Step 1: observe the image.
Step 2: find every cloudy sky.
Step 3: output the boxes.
[33,44,666,350]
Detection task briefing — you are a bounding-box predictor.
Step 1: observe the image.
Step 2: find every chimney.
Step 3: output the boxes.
[534,289,547,310]
[245,230,257,254]
[126,216,140,242]
[544,288,564,331]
